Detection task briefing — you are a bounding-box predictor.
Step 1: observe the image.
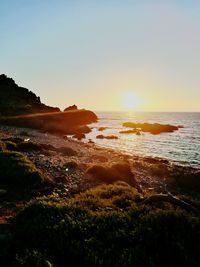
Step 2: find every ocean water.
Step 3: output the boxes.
[85,112,200,168]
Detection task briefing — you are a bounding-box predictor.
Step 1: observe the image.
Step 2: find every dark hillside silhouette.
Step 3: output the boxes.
[0,74,60,116]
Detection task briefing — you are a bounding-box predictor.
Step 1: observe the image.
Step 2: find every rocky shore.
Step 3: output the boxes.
[0,125,200,267]
[0,125,199,198]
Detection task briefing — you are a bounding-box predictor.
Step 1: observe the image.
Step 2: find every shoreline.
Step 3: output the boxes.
[1,124,199,195]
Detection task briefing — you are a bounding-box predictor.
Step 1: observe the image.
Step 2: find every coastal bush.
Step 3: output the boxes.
[0,141,6,151]
[57,146,77,156]
[172,169,200,193]
[18,141,42,151]
[11,183,200,267]
[0,151,45,187]
[13,251,54,267]
[86,162,137,186]
[5,141,18,151]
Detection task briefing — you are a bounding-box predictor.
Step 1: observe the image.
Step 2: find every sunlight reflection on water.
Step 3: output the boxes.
[85,112,200,167]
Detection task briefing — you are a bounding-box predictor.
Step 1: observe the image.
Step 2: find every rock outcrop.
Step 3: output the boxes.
[64,105,78,111]
[0,74,60,116]
[123,122,183,134]
[0,74,98,134]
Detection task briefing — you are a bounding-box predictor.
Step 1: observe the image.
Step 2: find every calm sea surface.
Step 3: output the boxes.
[85,112,200,168]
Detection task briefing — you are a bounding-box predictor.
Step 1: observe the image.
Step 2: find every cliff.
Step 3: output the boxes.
[0,74,60,116]
[0,74,98,134]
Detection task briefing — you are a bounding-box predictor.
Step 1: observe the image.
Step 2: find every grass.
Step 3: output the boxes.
[2,183,197,267]
[0,151,45,188]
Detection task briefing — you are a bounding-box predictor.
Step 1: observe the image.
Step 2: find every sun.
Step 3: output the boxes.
[122,91,141,111]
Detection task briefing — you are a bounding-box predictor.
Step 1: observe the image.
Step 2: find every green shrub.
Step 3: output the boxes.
[5,141,18,151]
[18,141,42,151]
[174,170,200,192]
[11,184,200,267]
[0,141,6,151]
[13,250,54,267]
[86,162,136,186]
[0,151,45,187]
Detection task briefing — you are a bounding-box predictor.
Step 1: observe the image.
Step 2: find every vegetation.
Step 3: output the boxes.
[13,251,54,267]
[0,74,60,116]
[86,162,137,186]
[0,140,6,151]
[0,183,198,267]
[4,141,18,151]
[0,151,45,187]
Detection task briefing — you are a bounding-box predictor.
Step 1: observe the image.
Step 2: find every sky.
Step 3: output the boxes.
[0,0,200,112]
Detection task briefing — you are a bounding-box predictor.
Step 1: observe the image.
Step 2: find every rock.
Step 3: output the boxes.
[72,133,86,140]
[96,135,118,140]
[119,129,138,134]
[92,155,108,162]
[0,74,60,116]
[88,139,94,144]
[119,129,141,135]
[136,130,141,135]
[64,104,78,111]
[98,127,107,131]
[122,122,183,134]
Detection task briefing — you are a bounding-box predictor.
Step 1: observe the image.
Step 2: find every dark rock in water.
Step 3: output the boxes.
[64,104,78,112]
[123,122,182,134]
[120,129,138,134]
[88,139,94,144]
[0,74,60,116]
[96,135,118,140]
[120,129,141,135]
[98,127,107,131]
[72,133,86,140]
[136,130,141,135]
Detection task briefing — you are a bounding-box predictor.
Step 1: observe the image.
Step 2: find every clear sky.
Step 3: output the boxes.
[1,0,200,111]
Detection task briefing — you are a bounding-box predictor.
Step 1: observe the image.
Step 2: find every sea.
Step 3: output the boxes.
[85,112,200,168]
